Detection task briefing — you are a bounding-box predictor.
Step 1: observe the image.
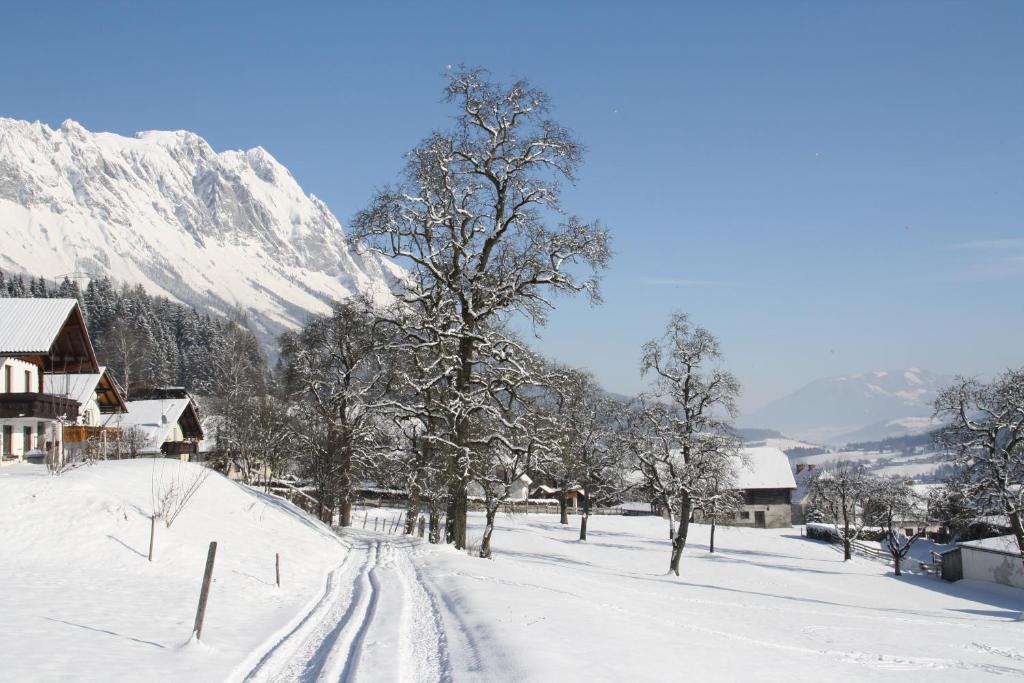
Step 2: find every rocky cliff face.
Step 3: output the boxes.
[0,117,393,345]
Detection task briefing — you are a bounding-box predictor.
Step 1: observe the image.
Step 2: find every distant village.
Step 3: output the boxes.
[2,291,1020,592]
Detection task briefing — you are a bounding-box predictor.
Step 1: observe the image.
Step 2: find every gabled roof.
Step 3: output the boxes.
[736,447,798,490]
[44,367,128,414]
[0,298,99,372]
[112,398,204,451]
[960,535,1020,557]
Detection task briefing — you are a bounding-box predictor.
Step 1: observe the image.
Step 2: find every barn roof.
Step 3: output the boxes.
[736,447,797,490]
[0,298,99,372]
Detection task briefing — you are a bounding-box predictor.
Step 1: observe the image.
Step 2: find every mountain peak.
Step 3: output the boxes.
[0,116,392,348]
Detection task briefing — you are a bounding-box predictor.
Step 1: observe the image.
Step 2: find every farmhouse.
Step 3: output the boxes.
[727,446,797,529]
[0,298,99,465]
[111,388,204,460]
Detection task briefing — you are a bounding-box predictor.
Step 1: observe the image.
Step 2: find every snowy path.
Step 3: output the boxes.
[240,532,449,683]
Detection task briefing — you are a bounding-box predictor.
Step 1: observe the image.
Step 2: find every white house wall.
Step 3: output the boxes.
[1,358,40,392]
[962,548,1024,590]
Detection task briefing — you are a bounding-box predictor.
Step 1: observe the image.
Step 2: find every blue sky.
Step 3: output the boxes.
[2,1,1021,411]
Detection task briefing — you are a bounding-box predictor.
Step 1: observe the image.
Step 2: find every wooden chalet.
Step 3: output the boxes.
[0,298,99,464]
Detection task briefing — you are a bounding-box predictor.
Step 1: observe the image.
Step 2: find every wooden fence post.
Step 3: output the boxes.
[193,541,218,641]
[275,552,281,588]
[148,514,156,562]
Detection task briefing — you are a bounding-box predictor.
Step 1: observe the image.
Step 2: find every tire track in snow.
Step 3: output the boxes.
[239,548,359,683]
[394,546,451,683]
[241,534,452,683]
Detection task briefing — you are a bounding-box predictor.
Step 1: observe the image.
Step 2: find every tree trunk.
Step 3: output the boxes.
[579,494,590,541]
[449,334,475,550]
[894,552,902,576]
[1007,509,1024,573]
[428,506,441,544]
[338,442,353,527]
[669,497,693,576]
[480,507,497,558]
[709,519,716,553]
[841,506,852,561]
[445,479,468,549]
[559,490,568,525]
[405,472,423,535]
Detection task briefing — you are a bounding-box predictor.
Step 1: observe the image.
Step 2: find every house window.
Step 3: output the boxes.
[3,365,11,392]
[25,370,32,392]
[739,511,750,520]
[2,426,12,456]
[23,427,31,453]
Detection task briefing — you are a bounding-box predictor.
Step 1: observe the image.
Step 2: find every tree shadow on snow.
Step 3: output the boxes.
[43,617,166,649]
[105,534,146,560]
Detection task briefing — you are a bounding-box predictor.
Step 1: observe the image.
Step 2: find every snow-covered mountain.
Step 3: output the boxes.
[0,117,395,346]
[743,368,952,445]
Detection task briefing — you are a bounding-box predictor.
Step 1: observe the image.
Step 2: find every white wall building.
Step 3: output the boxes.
[0,299,99,465]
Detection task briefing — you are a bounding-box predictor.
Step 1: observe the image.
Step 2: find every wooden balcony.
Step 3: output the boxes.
[63,425,123,443]
[0,393,80,421]
[161,440,198,457]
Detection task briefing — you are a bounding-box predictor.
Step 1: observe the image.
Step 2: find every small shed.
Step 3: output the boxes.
[940,535,1024,589]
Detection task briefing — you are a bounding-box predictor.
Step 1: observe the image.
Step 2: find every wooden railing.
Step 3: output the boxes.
[63,425,122,443]
[0,393,79,420]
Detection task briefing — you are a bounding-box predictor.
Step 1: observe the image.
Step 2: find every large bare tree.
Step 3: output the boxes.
[280,298,395,527]
[934,369,1024,570]
[352,68,611,549]
[636,313,742,576]
[807,461,875,561]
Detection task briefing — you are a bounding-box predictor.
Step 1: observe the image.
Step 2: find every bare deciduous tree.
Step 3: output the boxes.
[281,298,395,526]
[808,461,875,561]
[934,369,1024,570]
[636,313,742,576]
[351,68,611,550]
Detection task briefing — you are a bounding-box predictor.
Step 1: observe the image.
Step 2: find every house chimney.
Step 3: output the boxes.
[808,464,817,470]
[795,463,806,474]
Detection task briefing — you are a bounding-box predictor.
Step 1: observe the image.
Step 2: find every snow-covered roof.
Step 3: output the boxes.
[112,398,201,451]
[43,367,127,413]
[735,447,798,490]
[960,535,1021,556]
[0,298,78,354]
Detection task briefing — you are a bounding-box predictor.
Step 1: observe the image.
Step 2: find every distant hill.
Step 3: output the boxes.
[736,427,785,442]
[742,368,953,445]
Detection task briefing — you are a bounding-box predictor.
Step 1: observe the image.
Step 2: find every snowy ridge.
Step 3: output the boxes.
[744,368,953,444]
[0,117,395,345]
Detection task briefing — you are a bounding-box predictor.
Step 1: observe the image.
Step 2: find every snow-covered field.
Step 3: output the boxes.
[3,462,1023,681]
[0,461,342,681]
[425,512,1024,681]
